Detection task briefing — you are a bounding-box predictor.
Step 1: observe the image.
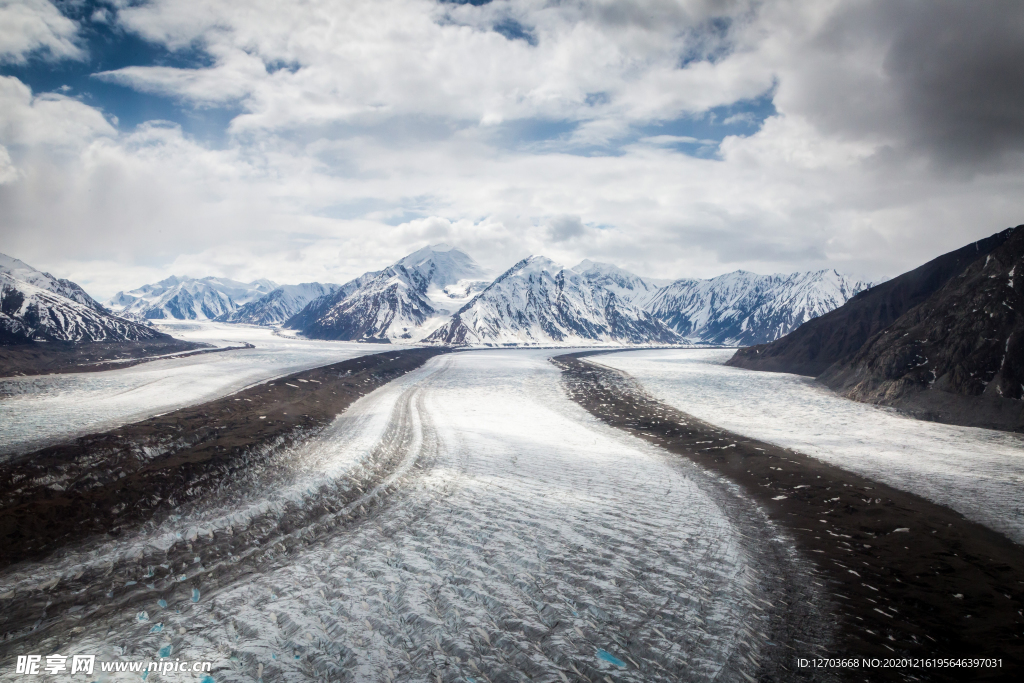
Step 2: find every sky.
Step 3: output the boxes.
[1,0,1023,299]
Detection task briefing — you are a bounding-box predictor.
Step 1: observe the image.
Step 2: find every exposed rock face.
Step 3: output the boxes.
[727,228,1017,376]
[1,253,164,345]
[426,256,680,346]
[820,227,1024,431]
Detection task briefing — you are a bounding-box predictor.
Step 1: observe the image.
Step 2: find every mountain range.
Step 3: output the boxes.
[5,245,871,349]
[91,244,870,347]
[729,225,1024,431]
[427,256,677,346]
[107,276,278,321]
[282,245,869,346]
[222,282,341,326]
[648,269,871,346]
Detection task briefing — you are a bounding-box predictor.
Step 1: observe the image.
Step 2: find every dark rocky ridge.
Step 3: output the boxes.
[820,227,1024,431]
[727,227,1017,377]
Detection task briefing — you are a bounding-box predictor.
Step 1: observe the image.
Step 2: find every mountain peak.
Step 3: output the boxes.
[0,252,37,276]
[573,259,626,275]
[394,244,488,286]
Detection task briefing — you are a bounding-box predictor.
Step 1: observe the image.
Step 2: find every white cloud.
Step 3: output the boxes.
[0,142,18,183]
[0,76,115,147]
[2,1,1024,298]
[100,0,771,132]
[0,0,83,64]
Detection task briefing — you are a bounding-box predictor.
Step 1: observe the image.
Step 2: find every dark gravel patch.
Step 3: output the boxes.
[0,338,228,377]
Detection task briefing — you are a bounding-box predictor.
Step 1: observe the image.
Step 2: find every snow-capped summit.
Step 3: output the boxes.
[572,259,669,308]
[107,276,278,320]
[426,255,679,346]
[290,244,491,341]
[649,268,870,346]
[395,243,487,288]
[1,253,163,344]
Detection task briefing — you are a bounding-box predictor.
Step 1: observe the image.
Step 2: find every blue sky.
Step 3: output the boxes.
[3,1,231,134]
[1,0,1022,298]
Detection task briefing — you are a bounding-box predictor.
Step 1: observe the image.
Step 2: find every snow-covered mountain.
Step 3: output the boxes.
[648,269,871,346]
[289,244,491,341]
[221,282,340,326]
[283,271,381,332]
[426,256,680,346]
[107,276,277,320]
[0,253,105,311]
[0,253,163,344]
[572,260,669,308]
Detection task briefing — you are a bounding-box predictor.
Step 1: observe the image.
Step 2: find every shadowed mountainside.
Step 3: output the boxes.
[820,227,1024,431]
[727,227,1017,377]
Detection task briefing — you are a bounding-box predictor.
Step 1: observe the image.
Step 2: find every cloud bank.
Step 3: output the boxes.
[1,0,1023,298]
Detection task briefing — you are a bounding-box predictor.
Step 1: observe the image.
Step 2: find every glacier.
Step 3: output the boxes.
[0,349,829,682]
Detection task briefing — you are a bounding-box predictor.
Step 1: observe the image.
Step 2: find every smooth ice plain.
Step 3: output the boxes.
[0,323,396,457]
[596,349,1024,544]
[0,350,823,682]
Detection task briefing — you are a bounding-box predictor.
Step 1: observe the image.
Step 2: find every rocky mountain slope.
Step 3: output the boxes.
[426,256,679,346]
[649,269,870,346]
[1,254,164,345]
[818,227,1024,431]
[282,271,380,332]
[221,282,340,326]
[727,228,1017,376]
[107,276,277,320]
[288,244,490,342]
